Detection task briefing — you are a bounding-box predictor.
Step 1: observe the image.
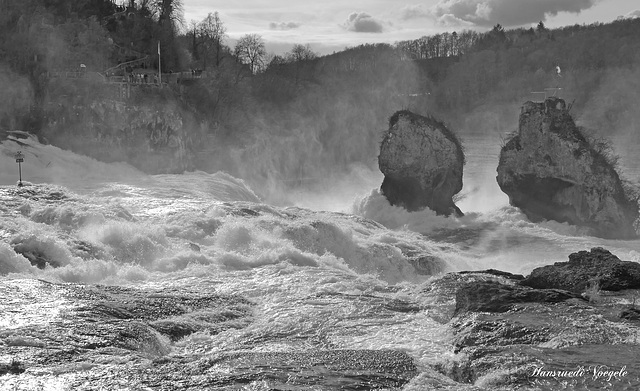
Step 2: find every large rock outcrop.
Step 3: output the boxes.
[497,97,638,239]
[378,110,464,216]
[522,247,640,293]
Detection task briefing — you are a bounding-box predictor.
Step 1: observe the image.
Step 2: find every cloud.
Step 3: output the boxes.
[400,4,429,20]
[437,13,476,27]
[429,0,598,27]
[621,9,640,19]
[344,12,385,33]
[269,21,302,30]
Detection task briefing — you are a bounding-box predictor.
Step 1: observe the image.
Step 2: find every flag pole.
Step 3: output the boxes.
[158,41,162,86]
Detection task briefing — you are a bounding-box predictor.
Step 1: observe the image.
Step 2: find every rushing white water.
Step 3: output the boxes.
[1,132,640,390]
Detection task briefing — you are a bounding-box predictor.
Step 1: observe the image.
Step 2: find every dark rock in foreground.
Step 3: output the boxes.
[496,97,638,239]
[427,260,640,389]
[523,247,640,293]
[458,268,525,280]
[620,307,640,321]
[67,349,418,390]
[455,280,581,314]
[379,110,464,216]
[0,360,25,376]
[1,280,419,390]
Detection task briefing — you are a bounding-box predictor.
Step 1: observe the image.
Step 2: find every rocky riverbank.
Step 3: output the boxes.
[2,245,638,390]
[425,247,640,389]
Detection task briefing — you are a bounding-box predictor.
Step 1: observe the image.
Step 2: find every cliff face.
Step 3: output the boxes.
[378,110,464,216]
[497,98,638,239]
[43,100,200,174]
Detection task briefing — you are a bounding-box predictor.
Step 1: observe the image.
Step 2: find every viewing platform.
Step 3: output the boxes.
[47,67,207,100]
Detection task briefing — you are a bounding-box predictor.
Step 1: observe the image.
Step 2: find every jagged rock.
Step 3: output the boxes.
[496,97,638,239]
[620,307,640,321]
[458,269,525,280]
[435,269,640,387]
[378,110,464,216]
[454,280,581,314]
[522,247,640,293]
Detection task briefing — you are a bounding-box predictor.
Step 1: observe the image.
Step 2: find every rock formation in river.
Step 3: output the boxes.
[378,110,464,216]
[496,97,639,239]
[522,247,640,293]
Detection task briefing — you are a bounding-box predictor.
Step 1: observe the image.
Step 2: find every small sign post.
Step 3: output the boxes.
[15,151,24,187]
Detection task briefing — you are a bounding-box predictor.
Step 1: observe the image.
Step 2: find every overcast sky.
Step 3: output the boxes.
[181,0,640,54]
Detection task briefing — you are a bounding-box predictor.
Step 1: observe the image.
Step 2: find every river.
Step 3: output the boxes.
[1,131,639,390]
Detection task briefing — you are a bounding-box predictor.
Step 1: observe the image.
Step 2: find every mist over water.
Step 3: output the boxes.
[4,77,640,283]
[3,104,640,391]
[0,133,143,189]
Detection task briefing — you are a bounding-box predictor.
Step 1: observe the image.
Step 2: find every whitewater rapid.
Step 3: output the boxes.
[2,132,640,389]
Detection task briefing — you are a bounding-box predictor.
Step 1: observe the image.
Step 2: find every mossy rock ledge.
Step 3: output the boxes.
[378,110,464,216]
[497,97,639,239]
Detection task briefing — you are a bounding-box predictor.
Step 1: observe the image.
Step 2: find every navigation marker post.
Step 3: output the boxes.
[15,151,24,187]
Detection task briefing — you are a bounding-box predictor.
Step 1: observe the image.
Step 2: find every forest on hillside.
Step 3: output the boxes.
[2,0,640,197]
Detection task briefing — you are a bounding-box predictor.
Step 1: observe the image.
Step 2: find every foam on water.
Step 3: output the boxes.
[0,185,430,287]
[354,186,640,276]
[0,242,36,275]
[3,133,640,390]
[4,133,640,284]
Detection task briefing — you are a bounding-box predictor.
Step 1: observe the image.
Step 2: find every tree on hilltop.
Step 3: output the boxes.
[537,21,547,33]
[198,12,227,68]
[235,33,266,74]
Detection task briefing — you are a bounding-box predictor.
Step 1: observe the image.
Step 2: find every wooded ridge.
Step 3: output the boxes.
[2,0,639,189]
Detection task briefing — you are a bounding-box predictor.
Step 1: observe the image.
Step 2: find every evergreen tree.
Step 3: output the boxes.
[537,21,547,33]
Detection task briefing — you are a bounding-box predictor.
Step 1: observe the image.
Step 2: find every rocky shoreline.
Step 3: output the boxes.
[426,247,640,389]
[2,246,638,390]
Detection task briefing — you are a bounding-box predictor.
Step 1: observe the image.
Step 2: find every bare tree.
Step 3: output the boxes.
[188,19,198,59]
[234,33,266,74]
[198,12,226,68]
[156,0,184,29]
[284,43,317,85]
[286,43,317,63]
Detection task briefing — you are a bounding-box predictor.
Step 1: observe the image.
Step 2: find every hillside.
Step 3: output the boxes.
[1,1,640,198]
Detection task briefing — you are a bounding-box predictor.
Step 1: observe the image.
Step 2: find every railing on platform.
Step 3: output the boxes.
[530,87,562,102]
[48,71,87,79]
[47,68,208,95]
